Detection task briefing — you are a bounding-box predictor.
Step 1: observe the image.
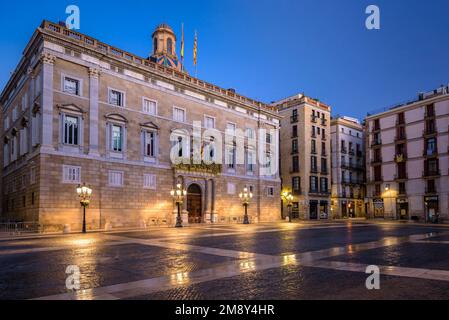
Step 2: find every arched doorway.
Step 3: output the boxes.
[187,184,202,224]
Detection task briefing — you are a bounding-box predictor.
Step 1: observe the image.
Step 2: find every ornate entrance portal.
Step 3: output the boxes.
[187,184,202,224]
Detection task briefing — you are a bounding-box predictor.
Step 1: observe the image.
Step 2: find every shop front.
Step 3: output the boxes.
[396,198,409,220]
[424,196,439,223]
[372,198,384,218]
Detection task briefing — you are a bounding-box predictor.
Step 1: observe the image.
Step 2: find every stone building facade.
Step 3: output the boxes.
[275,94,331,220]
[0,21,281,231]
[330,116,366,218]
[365,86,449,222]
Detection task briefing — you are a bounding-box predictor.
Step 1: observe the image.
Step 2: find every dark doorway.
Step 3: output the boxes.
[187,184,202,224]
[309,201,318,220]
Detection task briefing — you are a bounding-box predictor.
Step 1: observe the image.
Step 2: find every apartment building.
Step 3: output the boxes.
[365,86,449,222]
[330,116,366,218]
[275,94,331,220]
[0,21,281,231]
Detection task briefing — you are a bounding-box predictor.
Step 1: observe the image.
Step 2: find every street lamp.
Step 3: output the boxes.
[239,187,253,224]
[384,184,393,219]
[76,183,92,234]
[171,183,187,228]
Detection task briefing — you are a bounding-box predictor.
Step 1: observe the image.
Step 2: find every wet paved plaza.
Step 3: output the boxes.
[1,221,449,300]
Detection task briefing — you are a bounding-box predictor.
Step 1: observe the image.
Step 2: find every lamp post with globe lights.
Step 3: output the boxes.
[171,183,187,228]
[282,191,294,222]
[239,187,253,224]
[76,183,92,234]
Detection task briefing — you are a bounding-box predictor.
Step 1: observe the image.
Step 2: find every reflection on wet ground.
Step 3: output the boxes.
[0,221,449,300]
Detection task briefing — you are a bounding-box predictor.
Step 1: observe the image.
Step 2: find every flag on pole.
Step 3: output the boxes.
[181,23,185,71]
[193,30,198,66]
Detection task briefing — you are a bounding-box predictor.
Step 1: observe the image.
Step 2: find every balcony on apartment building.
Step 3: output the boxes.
[371,139,382,147]
[341,147,348,154]
[356,150,363,158]
[291,149,299,155]
[394,173,408,181]
[423,148,438,158]
[422,169,440,178]
[311,114,318,123]
[394,133,407,142]
[321,118,327,126]
[425,186,437,194]
[348,149,355,156]
[291,115,298,124]
[292,189,302,196]
[309,189,330,196]
[370,157,383,165]
[423,126,437,137]
[310,167,319,174]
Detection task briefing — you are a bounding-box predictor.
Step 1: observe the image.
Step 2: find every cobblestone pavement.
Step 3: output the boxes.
[0,221,449,300]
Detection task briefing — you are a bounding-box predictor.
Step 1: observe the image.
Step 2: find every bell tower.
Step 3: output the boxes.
[150,23,182,71]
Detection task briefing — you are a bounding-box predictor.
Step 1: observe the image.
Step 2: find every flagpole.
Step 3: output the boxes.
[181,23,184,72]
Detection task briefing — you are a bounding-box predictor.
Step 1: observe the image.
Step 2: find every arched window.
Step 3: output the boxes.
[153,38,158,53]
[167,38,173,54]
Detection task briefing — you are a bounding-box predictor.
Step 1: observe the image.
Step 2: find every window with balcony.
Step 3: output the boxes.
[426,104,435,117]
[291,109,298,123]
[374,165,382,182]
[425,119,435,135]
[311,139,316,154]
[310,176,318,192]
[292,156,299,173]
[398,182,406,195]
[320,177,328,193]
[397,162,407,179]
[373,119,380,131]
[292,140,298,154]
[397,112,405,125]
[374,184,381,197]
[292,177,301,195]
[424,159,439,176]
[373,148,382,163]
[311,156,318,173]
[321,158,327,174]
[292,125,298,138]
[425,137,437,156]
[426,179,436,193]
[396,126,406,140]
[341,140,347,153]
[321,142,326,156]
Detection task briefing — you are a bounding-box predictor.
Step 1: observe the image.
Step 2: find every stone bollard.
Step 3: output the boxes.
[63,224,71,234]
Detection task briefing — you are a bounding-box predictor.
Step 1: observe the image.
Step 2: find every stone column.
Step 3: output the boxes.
[88,68,100,157]
[40,53,56,151]
[204,179,211,223]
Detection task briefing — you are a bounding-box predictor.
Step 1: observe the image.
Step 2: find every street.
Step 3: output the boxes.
[1,221,449,300]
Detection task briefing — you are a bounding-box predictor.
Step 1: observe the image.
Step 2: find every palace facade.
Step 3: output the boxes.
[0,21,281,231]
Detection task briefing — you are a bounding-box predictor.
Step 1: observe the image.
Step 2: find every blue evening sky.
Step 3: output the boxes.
[1,0,448,119]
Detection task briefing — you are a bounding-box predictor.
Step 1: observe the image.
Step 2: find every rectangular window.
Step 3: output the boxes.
[246,128,255,139]
[227,145,236,169]
[111,125,123,152]
[292,177,301,195]
[21,93,28,112]
[143,174,156,189]
[246,149,255,173]
[62,165,81,184]
[266,133,272,144]
[63,115,79,145]
[292,156,299,173]
[109,89,124,106]
[204,116,215,129]
[267,186,275,197]
[63,77,80,95]
[12,106,18,122]
[30,167,36,185]
[310,176,318,192]
[226,122,236,135]
[227,183,236,195]
[320,178,328,192]
[144,131,155,157]
[173,107,186,122]
[292,125,298,138]
[142,98,157,115]
[3,116,9,131]
[108,170,124,187]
